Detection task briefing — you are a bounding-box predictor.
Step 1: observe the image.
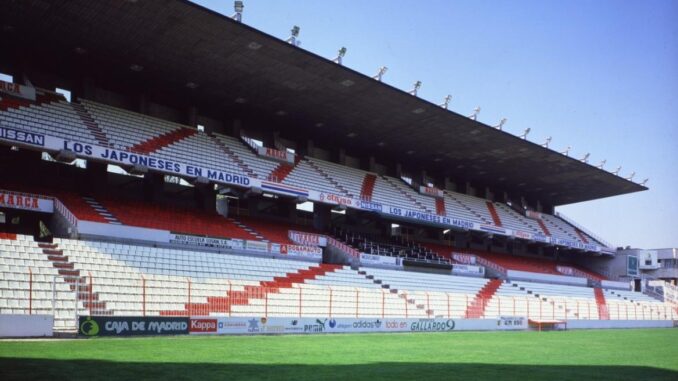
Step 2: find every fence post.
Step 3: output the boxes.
[28,267,33,315]
[88,272,93,316]
[355,289,359,318]
[447,293,450,318]
[187,278,192,317]
[329,287,333,318]
[539,298,543,320]
[51,276,56,318]
[405,293,408,318]
[266,287,270,318]
[426,292,430,317]
[527,297,530,319]
[513,297,516,316]
[141,275,146,317]
[382,290,385,318]
[297,287,301,318]
[228,281,232,318]
[498,296,501,317]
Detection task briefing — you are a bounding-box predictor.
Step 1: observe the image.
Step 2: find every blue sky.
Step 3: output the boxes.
[194,0,678,249]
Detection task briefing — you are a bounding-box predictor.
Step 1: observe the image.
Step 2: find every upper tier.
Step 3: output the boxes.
[0,92,605,250]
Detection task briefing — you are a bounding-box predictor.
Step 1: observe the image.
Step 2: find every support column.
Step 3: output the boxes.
[187,106,198,127]
[194,183,216,212]
[142,172,164,203]
[313,203,332,232]
[85,161,108,193]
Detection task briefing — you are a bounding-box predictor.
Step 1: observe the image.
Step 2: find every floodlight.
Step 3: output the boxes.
[542,136,552,148]
[408,81,422,96]
[333,47,347,64]
[372,66,388,81]
[232,1,244,22]
[494,118,507,130]
[520,128,531,139]
[561,146,571,156]
[468,107,481,120]
[286,26,301,46]
[439,95,452,109]
[580,153,590,163]
[626,171,635,181]
[640,178,649,186]
[597,159,606,169]
[612,166,621,175]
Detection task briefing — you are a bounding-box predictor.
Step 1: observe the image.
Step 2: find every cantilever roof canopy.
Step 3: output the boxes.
[0,0,646,206]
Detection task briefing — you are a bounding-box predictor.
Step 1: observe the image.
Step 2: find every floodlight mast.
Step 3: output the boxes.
[494,118,507,130]
[409,81,422,96]
[333,47,347,65]
[439,95,452,109]
[468,107,480,120]
[640,178,649,186]
[561,146,571,156]
[372,66,388,81]
[232,1,244,22]
[626,171,635,181]
[580,153,590,163]
[286,25,301,46]
[613,166,622,175]
[520,128,531,140]
[597,159,606,169]
[542,136,552,148]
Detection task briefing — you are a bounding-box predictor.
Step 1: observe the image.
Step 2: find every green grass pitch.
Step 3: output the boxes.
[1,328,677,381]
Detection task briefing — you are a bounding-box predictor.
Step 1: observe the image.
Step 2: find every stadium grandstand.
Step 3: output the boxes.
[0,0,676,338]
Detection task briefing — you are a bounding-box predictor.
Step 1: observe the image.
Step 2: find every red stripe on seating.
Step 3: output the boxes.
[130,128,197,154]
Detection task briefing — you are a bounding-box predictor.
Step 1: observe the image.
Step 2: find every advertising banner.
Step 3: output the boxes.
[188,317,528,335]
[281,244,323,259]
[288,231,328,247]
[169,233,245,250]
[257,146,295,164]
[0,126,255,189]
[359,253,400,267]
[418,186,444,198]
[451,264,484,276]
[0,80,36,100]
[452,253,476,265]
[79,316,189,336]
[0,190,53,213]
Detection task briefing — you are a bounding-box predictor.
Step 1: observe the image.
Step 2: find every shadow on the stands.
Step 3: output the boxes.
[1,358,676,381]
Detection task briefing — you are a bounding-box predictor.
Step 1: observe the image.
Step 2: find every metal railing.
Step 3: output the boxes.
[57,275,678,321]
[6,274,676,332]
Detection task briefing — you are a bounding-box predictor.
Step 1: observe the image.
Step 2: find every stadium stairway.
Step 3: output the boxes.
[306,160,353,196]
[355,270,435,317]
[485,202,502,226]
[381,176,433,214]
[574,229,590,244]
[359,174,377,201]
[435,198,446,216]
[208,133,257,178]
[82,196,122,225]
[593,288,610,320]
[536,219,551,236]
[227,218,267,242]
[129,127,197,155]
[160,263,343,316]
[465,279,503,318]
[38,241,110,315]
[70,102,111,147]
[267,158,299,183]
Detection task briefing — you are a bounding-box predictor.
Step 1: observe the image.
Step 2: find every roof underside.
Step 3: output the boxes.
[0,0,646,206]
